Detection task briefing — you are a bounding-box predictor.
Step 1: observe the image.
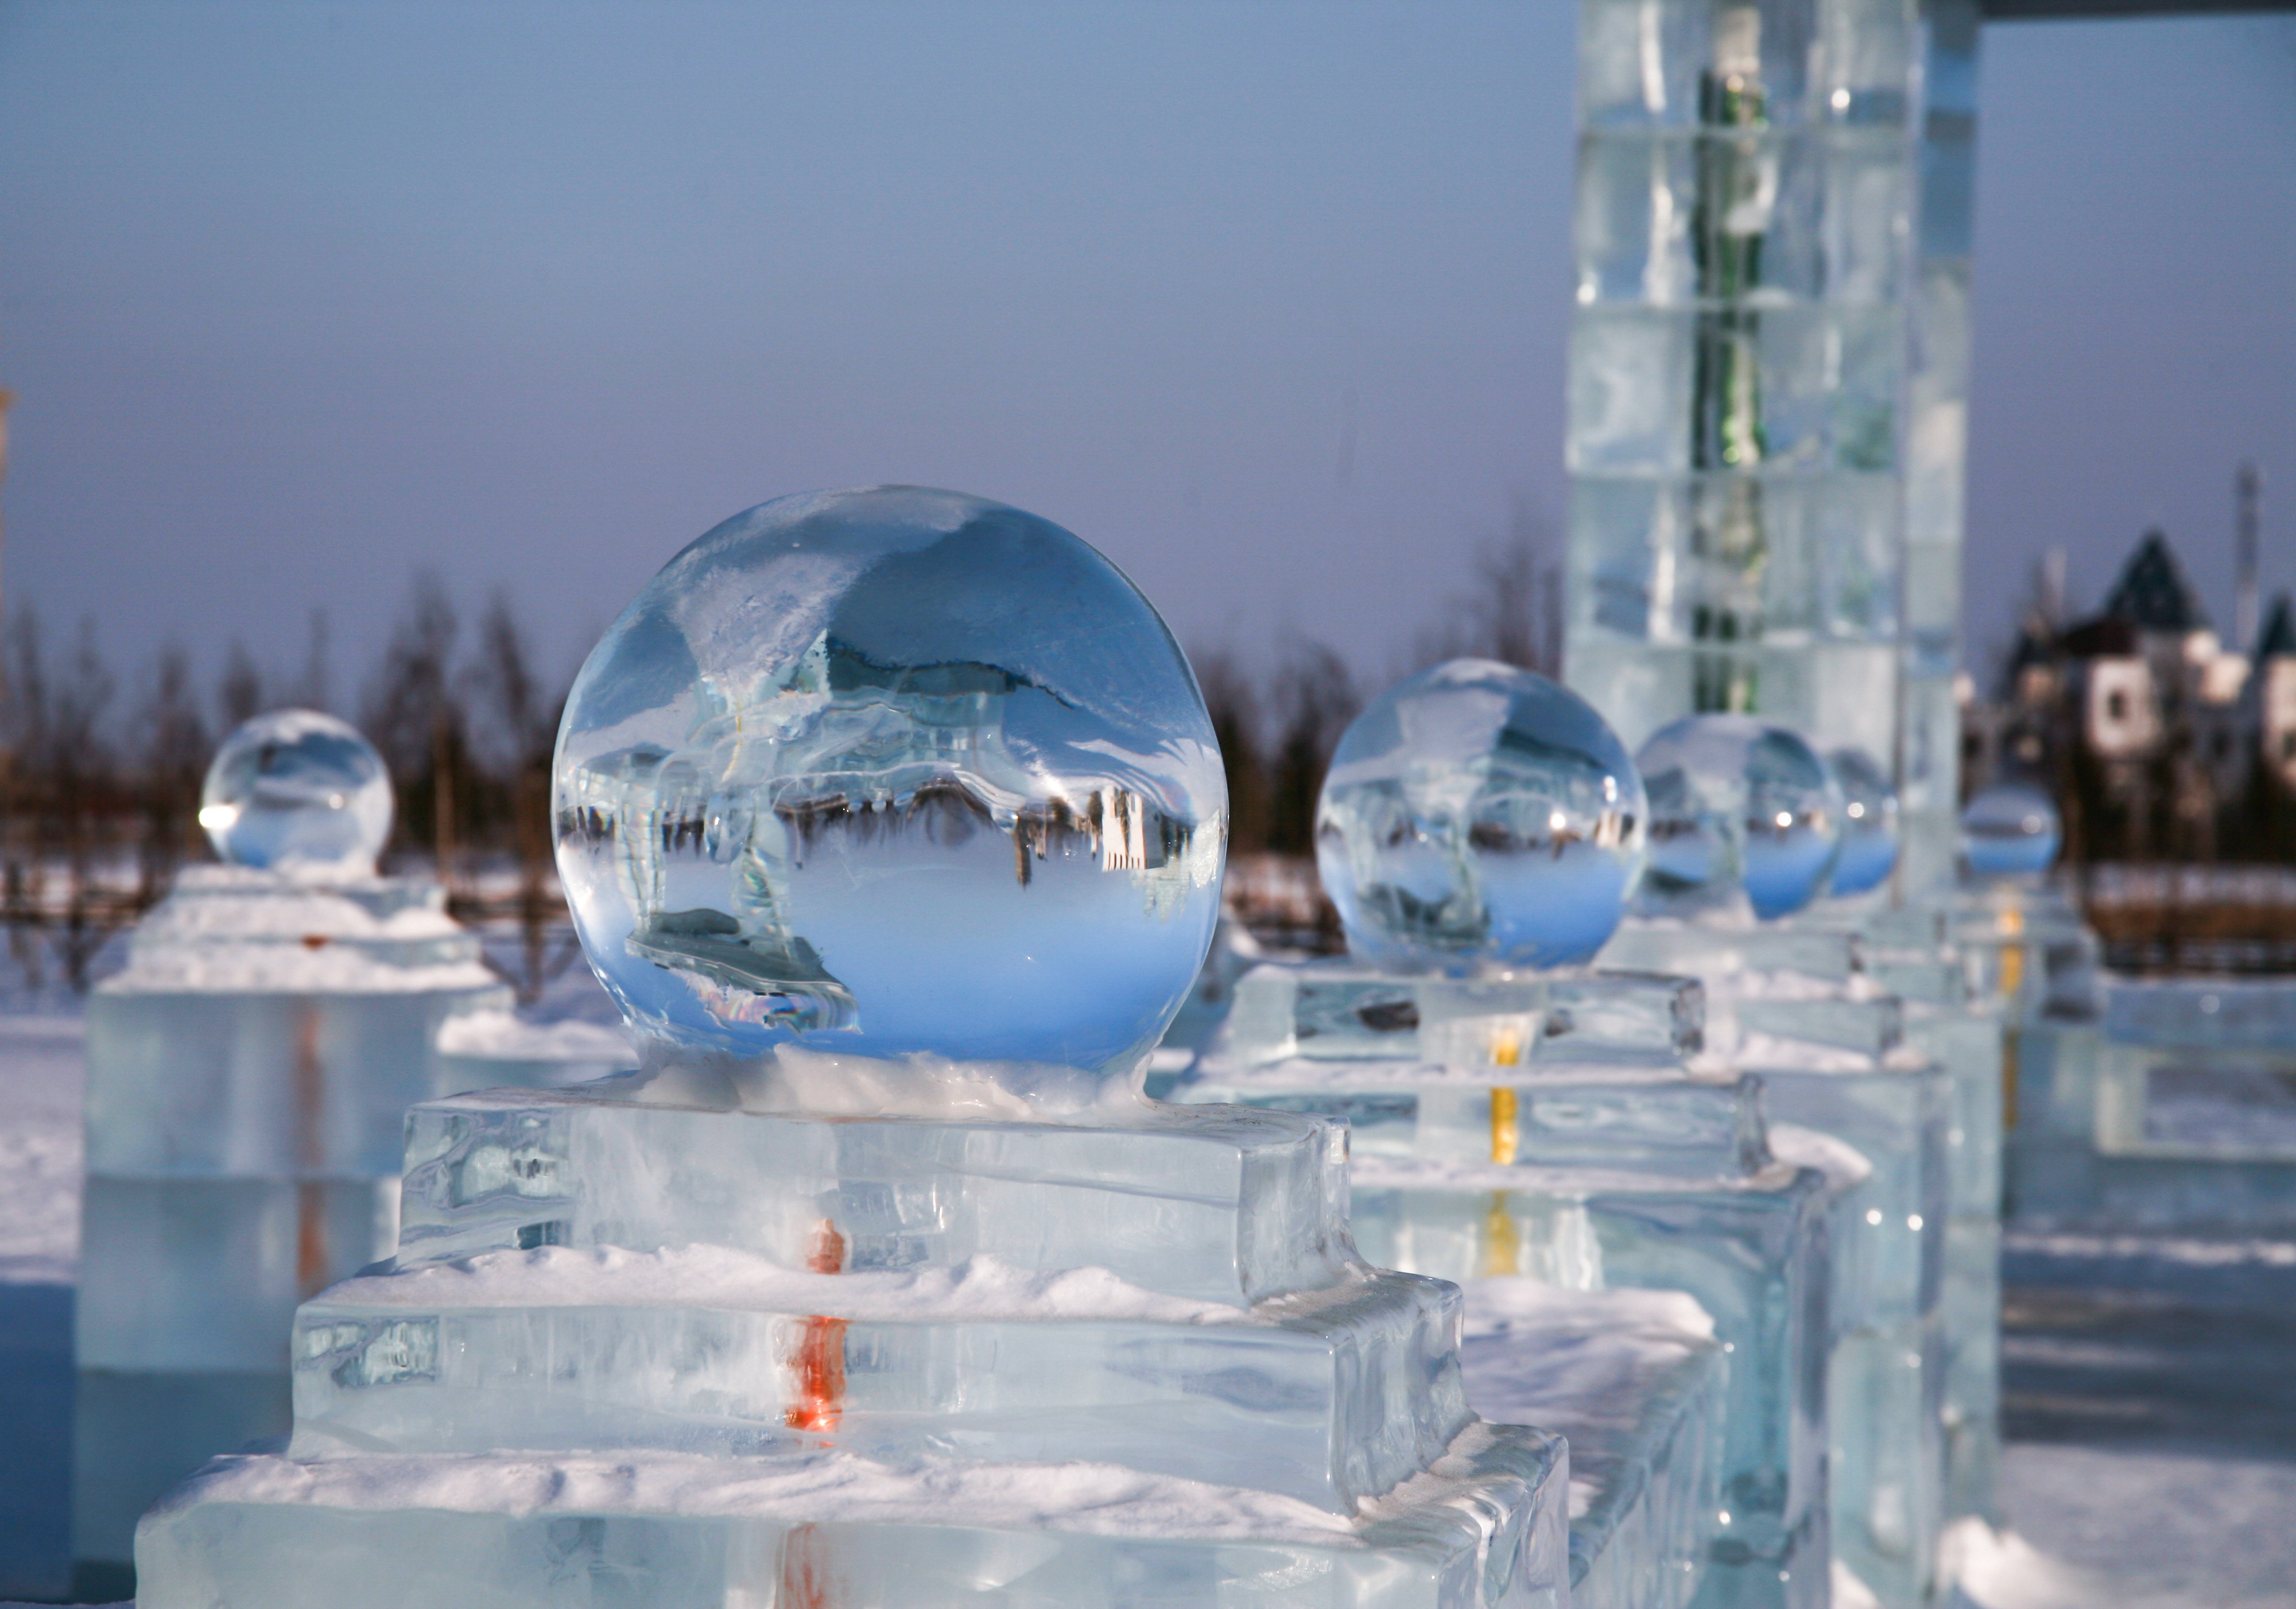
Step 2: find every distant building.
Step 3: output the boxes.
[1963,530,2296,862]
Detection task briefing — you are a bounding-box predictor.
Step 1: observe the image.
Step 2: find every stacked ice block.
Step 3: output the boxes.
[76,863,507,1572]
[1564,0,1922,763]
[138,1076,1571,1607]
[1180,961,1831,1609]
[1600,921,1948,1609]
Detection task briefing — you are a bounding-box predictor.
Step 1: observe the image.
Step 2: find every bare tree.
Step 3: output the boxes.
[1266,639,1359,859]
[135,643,209,900]
[467,592,573,998]
[1411,498,1564,676]
[294,607,332,713]
[218,641,263,731]
[1192,648,1270,856]
[364,572,467,882]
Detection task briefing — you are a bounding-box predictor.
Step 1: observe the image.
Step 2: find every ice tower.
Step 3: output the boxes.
[73,711,507,1583]
[1176,662,1834,1609]
[133,489,1570,1608]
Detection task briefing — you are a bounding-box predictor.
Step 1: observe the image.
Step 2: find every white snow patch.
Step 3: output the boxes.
[436,1010,633,1062]
[324,1245,1251,1328]
[0,1015,84,1284]
[1938,1518,2095,1609]
[1767,1122,1875,1199]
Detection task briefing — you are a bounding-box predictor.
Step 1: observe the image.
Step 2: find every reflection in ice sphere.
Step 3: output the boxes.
[1315,660,1646,972]
[198,710,394,877]
[1635,715,1843,922]
[1960,784,2060,880]
[552,487,1227,1071]
[1825,747,1900,897]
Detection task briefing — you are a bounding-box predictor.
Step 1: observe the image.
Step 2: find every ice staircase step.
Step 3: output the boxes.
[400,1090,1351,1306]
[1456,1282,1727,1609]
[139,1423,1570,1609]
[286,1249,1469,1512]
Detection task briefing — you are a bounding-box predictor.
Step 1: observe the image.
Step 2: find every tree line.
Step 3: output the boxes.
[0,509,1561,986]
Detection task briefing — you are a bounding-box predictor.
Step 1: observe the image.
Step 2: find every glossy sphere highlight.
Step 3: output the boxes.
[199,711,394,877]
[1636,715,1843,921]
[1961,784,2061,880]
[553,487,1227,1070]
[1826,747,1901,897]
[1315,660,1646,972]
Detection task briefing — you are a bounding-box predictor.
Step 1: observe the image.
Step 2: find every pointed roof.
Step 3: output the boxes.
[2101,530,2212,633]
[2259,594,2296,660]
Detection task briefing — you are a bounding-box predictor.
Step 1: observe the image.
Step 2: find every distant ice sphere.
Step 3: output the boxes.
[199,709,394,877]
[553,486,1227,1071]
[1315,658,1646,972]
[1635,714,1843,922]
[1960,782,2061,879]
[1825,746,1901,897]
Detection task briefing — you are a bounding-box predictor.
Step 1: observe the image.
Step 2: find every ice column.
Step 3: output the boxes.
[1898,0,1981,894]
[1565,0,1920,761]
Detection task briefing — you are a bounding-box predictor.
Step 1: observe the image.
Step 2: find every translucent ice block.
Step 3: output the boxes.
[140,1422,1571,1609]
[1216,961,1701,1072]
[1457,1282,1727,1609]
[77,1174,398,1373]
[288,1251,1466,1512]
[398,1089,1353,1306]
[86,985,509,1180]
[1349,1157,1829,1608]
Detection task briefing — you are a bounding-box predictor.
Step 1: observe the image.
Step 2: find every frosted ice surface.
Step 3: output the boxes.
[1315,660,1647,972]
[1958,784,2059,880]
[1825,747,1900,896]
[199,710,393,878]
[552,486,1225,1079]
[1634,714,1844,921]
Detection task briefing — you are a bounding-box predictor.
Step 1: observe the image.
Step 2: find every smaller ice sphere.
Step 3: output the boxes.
[198,710,394,878]
[1635,714,1843,922]
[1314,659,1646,972]
[1960,783,2060,879]
[553,486,1227,1076]
[1826,746,1900,897]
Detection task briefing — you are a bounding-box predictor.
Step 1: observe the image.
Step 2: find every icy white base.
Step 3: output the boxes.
[138,1423,1569,1609]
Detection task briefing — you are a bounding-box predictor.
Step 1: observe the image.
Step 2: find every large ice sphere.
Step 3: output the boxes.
[1635,714,1843,921]
[1314,659,1646,972]
[1960,782,2060,879]
[1826,746,1899,896]
[198,711,393,878]
[553,486,1226,1073]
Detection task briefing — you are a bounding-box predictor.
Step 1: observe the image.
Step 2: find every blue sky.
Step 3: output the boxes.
[1,2,2290,711]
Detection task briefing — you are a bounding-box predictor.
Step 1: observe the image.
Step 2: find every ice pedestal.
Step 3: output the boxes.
[1459,1284,1727,1609]
[135,1080,1571,1608]
[1177,960,1830,1609]
[75,867,506,1570]
[1595,921,1949,1609]
[1800,901,2006,1523]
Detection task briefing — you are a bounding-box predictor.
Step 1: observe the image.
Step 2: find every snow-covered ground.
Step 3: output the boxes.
[3,991,2294,1606]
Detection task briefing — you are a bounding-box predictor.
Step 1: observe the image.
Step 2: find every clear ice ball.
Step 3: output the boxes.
[1314,659,1647,972]
[1825,746,1900,897]
[1960,783,2061,879]
[553,486,1227,1071]
[199,709,394,877]
[1635,714,1843,922]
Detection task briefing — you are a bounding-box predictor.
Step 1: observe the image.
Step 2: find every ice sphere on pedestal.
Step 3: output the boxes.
[554,486,1225,1077]
[135,489,1569,1609]
[1825,747,1900,897]
[1635,714,1844,921]
[199,710,393,878]
[1958,784,2059,880]
[1314,658,1647,972]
